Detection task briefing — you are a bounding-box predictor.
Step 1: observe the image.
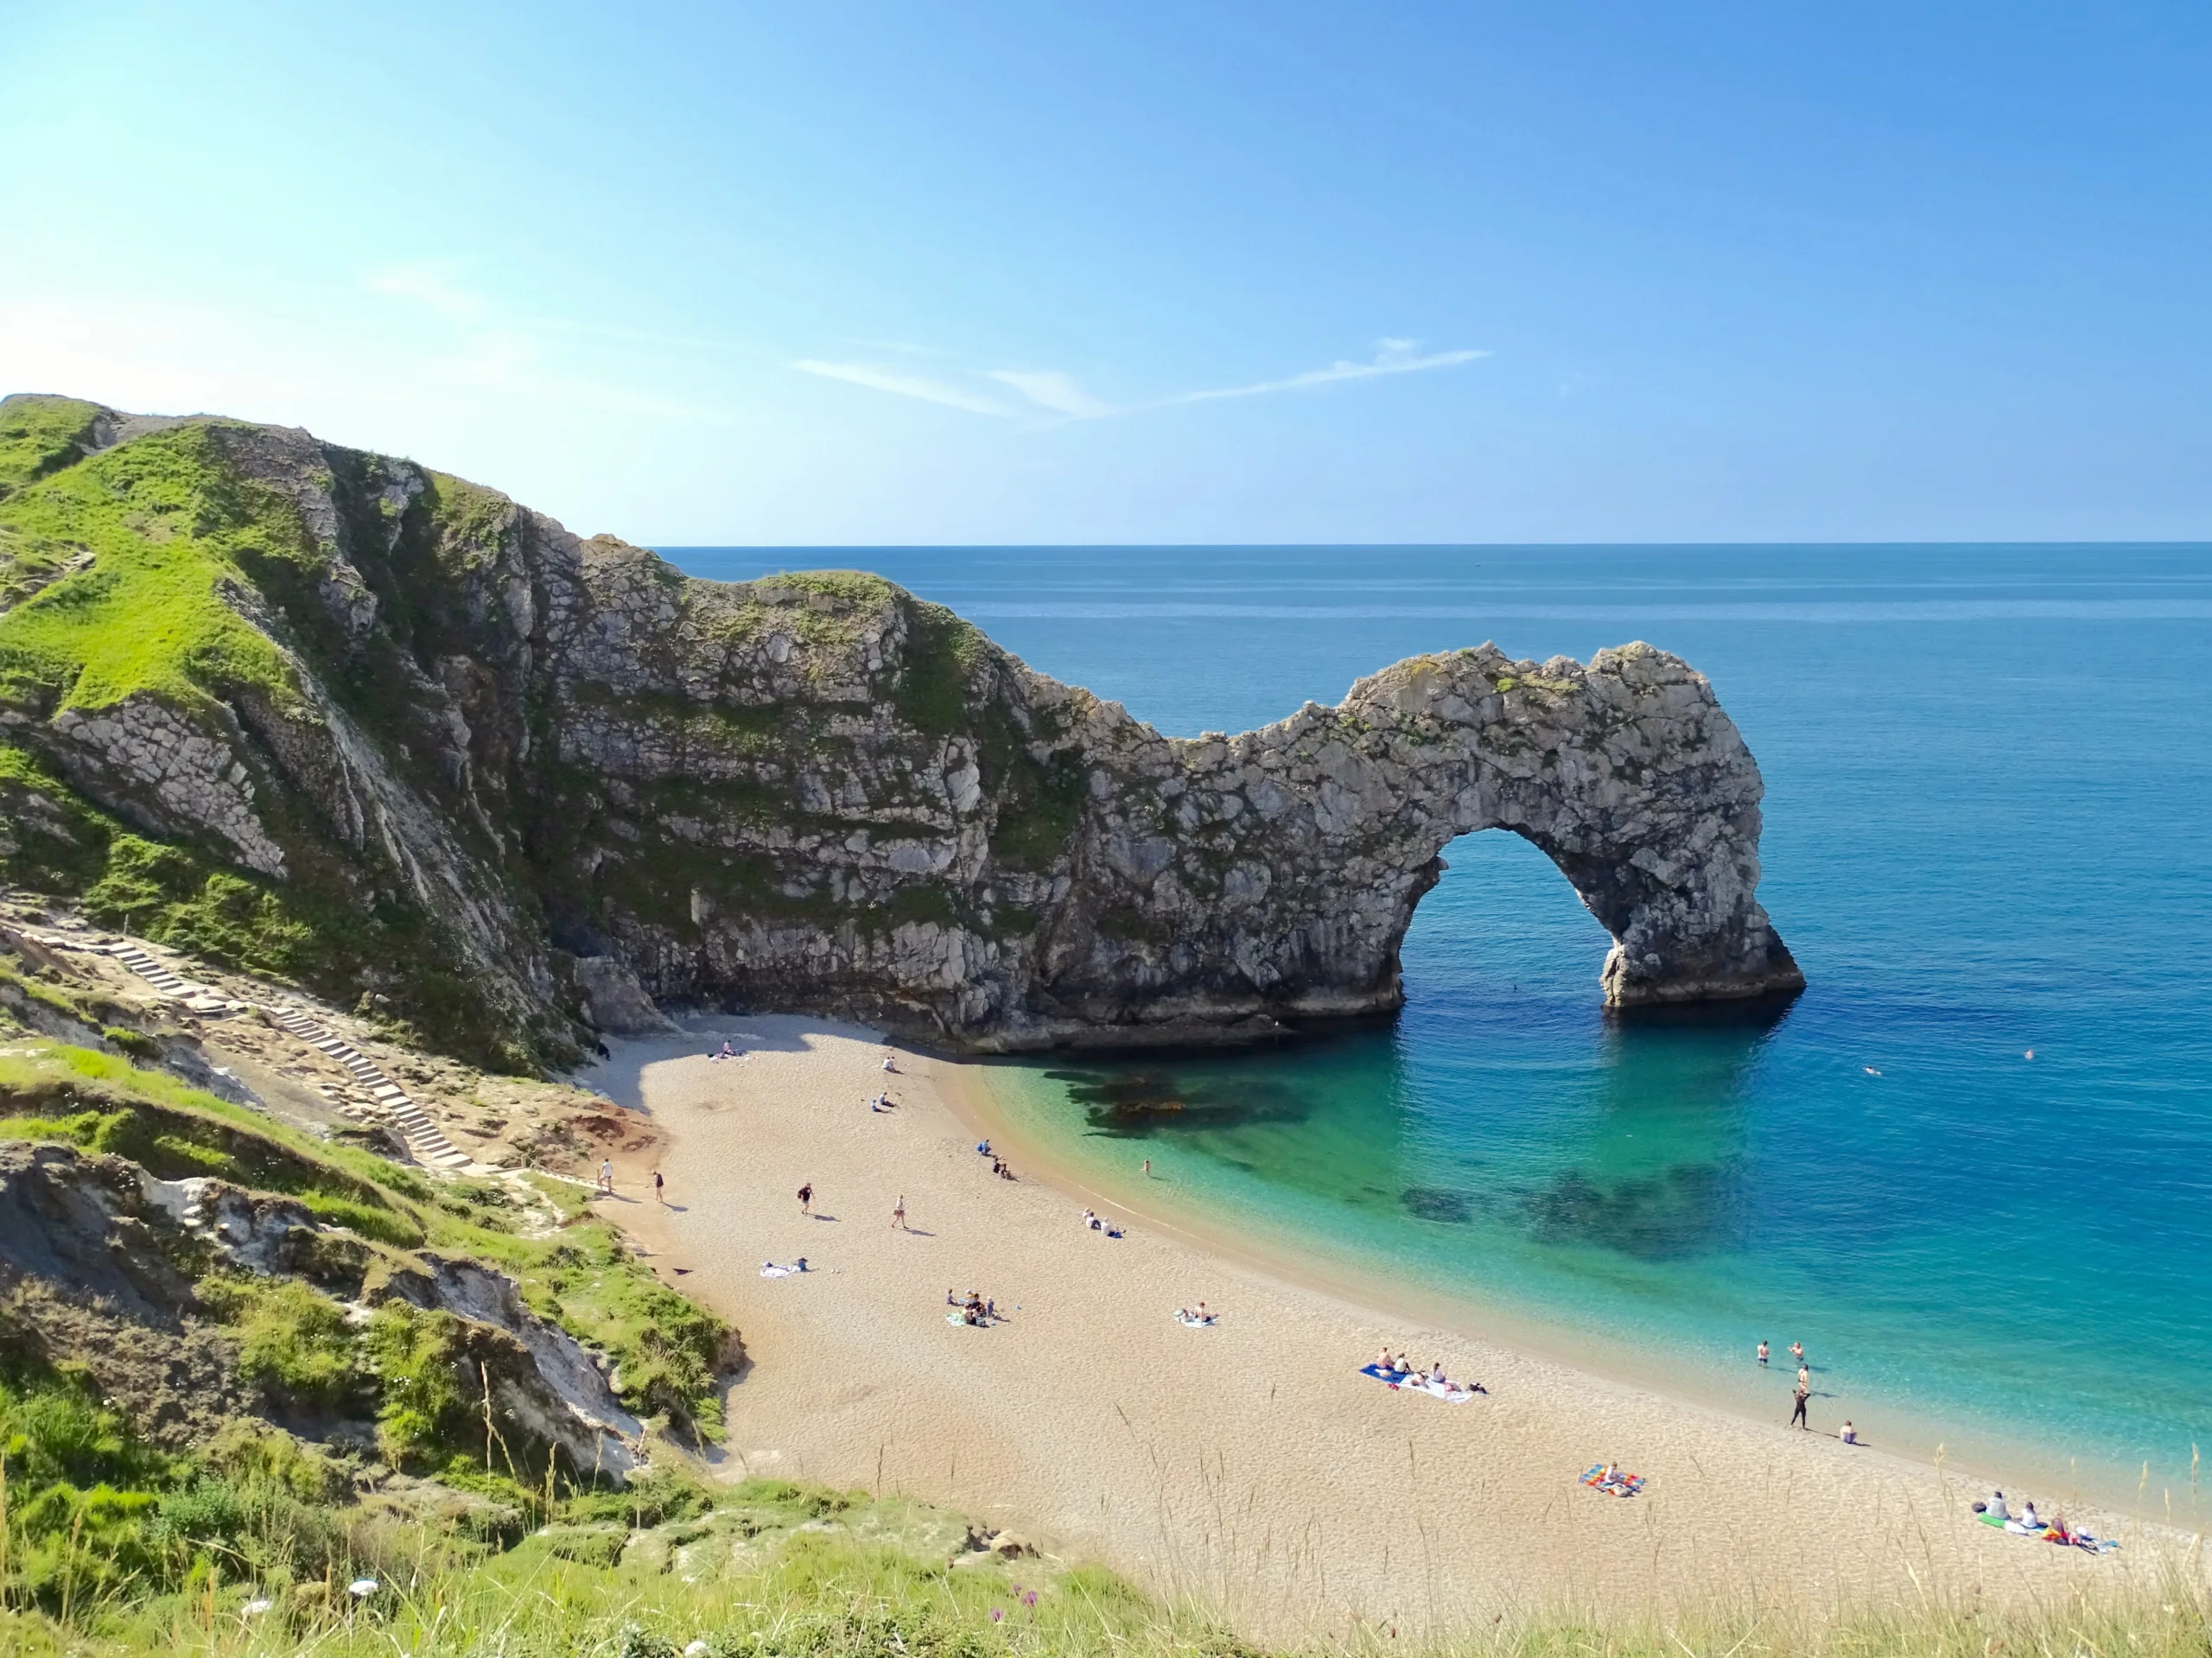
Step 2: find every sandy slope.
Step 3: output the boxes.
[588,1018,2180,1642]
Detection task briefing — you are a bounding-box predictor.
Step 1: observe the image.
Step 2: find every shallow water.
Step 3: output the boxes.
[664,543,2212,1483]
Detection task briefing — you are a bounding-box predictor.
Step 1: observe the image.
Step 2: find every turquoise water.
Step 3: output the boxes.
[665,544,2212,1481]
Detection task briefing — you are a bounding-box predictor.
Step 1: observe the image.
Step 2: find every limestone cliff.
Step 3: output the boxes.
[0,395,1800,1064]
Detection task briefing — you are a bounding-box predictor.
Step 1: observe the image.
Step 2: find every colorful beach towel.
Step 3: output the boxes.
[1977,1513,2119,1553]
[1357,1364,1480,1401]
[1175,1313,1220,1328]
[1580,1464,1645,1497]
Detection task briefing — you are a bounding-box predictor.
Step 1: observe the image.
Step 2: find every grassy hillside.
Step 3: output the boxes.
[0,1039,727,1447]
[0,403,562,1070]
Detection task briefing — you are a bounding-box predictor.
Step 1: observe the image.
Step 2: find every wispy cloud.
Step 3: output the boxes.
[1166,339,1489,407]
[790,337,1486,422]
[367,263,488,321]
[988,369,1117,419]
[791,359,1012,416]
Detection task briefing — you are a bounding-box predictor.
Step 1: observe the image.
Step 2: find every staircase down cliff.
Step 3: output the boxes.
[0,394,1801,1064]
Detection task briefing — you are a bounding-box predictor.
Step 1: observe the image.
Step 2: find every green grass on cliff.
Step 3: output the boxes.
[0,419,303,717]
[0,397,106,502]
[0,405,560,1073]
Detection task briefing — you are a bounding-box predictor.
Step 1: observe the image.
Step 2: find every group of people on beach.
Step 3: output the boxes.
[1973,1490,2106,1549]
[1373,1348,1483,1394]
[1079,1207,1125,1238]
[974,1140,1017,1179]
[946,1287,1002,1325]
[1759,1338,1859,1439]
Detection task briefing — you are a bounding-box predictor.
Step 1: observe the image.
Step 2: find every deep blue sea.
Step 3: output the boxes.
[662,544,2212,1489]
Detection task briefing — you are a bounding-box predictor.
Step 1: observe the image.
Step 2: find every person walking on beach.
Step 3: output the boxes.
[892,1194,907,1230]
[798,1182,812,1217]
[597,1158,613,1194]
[1791,1377,1810,1430]
[1757,1340,1769,1368]
[652,1169,664,1204]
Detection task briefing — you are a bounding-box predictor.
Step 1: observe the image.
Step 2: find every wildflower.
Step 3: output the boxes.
[989,1609,1003,1623]
[1023,1591,1038,1608]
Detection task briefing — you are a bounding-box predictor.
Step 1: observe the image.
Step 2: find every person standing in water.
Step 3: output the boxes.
[1789,1340,1805,1365]
[1757,1340,1769,1367]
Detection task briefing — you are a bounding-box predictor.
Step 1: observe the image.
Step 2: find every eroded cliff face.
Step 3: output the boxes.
[0,397,1800,1060]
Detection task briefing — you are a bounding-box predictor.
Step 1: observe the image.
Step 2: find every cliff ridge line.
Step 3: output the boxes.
[0,393,1801,1060]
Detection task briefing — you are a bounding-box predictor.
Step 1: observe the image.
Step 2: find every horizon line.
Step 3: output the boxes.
[647,538,2212,552]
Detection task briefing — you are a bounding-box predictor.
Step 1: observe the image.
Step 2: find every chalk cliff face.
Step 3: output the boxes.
[0,397,1800,1064]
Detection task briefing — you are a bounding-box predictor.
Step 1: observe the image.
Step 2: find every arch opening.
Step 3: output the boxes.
[1398,829,1616,1016]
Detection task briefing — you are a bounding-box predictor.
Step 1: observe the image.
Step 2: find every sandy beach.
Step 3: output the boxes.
[586,1018,2190,1642]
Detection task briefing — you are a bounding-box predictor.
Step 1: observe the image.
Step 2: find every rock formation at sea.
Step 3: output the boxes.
[0,396,1802,1064]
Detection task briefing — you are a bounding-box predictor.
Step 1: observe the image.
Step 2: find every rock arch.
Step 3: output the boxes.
[1018,640,1803,1045]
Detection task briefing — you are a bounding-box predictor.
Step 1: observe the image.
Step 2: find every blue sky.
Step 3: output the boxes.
[3,2,2207,543]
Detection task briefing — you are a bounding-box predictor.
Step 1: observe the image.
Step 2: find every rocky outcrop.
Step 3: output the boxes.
[51,696,289,877]
[569,956,677,1035]
[0,1140,649,1473]
[0,397,1800,1059]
